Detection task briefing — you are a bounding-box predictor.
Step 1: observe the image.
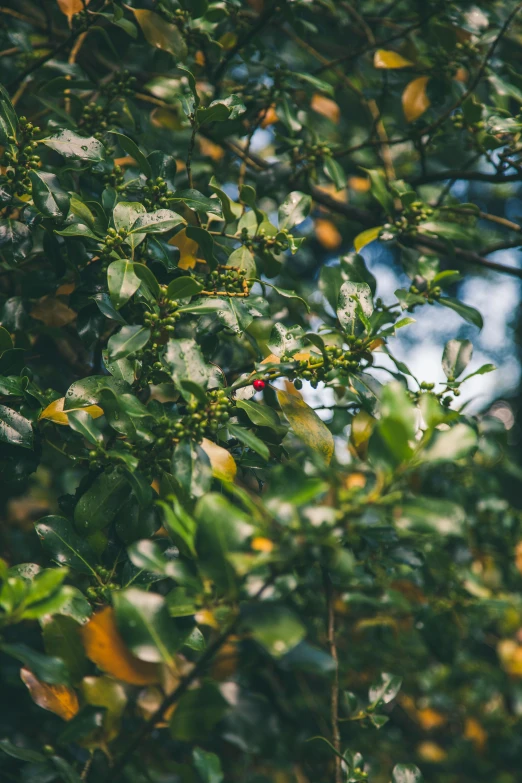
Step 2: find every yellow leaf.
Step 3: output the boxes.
[260,105,279,128]
[402,76,430,122]
[251,536,274,553]
[464,717,487,750]
[311,94,340,123]
[315,218,342,250]
[199,137,224,161]
[39,397,104,426]
[81,607,161,685]
[417,707,446,730]
[201,437,237,481]
[195,609,220,629]
[348,176,371,192]
[129,9,187,58]
[211,638,239,681]
[344,472,366,490]
[373,49,414,69]
[57,0,90,23]
[151,108,184,131]
[276,388,334,464]
[136,685,176,725]
[219,31,238,50]
[261,353,281,364]
[515,541,522,574]
[20,667,79,721]
[417,741,447,762]
[169,227,201,270]
[31,297,77,327]
[349,409,375,458]
[82,676,127,742]
[354,226,381,253]
[497,639,522,677]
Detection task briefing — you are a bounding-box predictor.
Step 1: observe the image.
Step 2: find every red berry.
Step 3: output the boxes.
[253,379,266,391]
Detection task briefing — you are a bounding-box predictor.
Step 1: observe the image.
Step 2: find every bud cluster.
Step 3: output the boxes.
[1,117,40,197]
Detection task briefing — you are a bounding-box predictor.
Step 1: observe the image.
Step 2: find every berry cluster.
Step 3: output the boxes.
[283,343,364,389]
[79,101,120,139]
[86,567,118,604]
[142,176,173,211]
[1,117,40,198]
[102,71,137,101]
[101,226,129,257]
[103,164,125,191]
[203,265,250,296]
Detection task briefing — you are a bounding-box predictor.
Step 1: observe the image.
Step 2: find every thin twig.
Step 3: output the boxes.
[109,577,274,781]
[322,569,342,783]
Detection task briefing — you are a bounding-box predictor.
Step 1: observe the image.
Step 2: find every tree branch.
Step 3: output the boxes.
[322,569,342,783]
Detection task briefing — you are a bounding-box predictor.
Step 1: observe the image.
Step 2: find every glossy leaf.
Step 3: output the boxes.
[41,130,105,161]
[20,668,79,721]
[35,516,97,576]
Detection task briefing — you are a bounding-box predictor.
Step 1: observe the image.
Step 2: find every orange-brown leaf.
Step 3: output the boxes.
[31,297,77,327]
[20,667,79,720]
[311,94,340,123]
[57,0,89,23]
[314,218,342,250]
[402,76,430,122]
[81,607,161,685]
[169,227,201,270]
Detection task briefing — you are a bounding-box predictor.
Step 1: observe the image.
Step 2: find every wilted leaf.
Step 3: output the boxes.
[20,668,79,721]
[402,76,430,122]
[39,397,103,426]
[201,437,237,481]
[276,389,334,464]
[80,607,161,685]
[374,49,414,68]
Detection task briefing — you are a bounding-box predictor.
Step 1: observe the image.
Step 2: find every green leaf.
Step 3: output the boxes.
[442,339,473,380]
[35,516,97,576]
[361,167,395,214]
[170,683,228,741]
[99,388,153,441]
[439,296,483,330]
[74,469,129,533]
[171,439,212,499]
[107,325,150,361]
[107,260,141,309]
[163,338,210,388]
[193,747,224,783]
[268,323,305,357]
[294,71,334,96]
[0,404,33,448]
[167,276,204,299]
[29,171,70,218]
[337,281,373,335]
[392,764,424,783]
[67,409,104,446]
[128,539,195,581]
[185,226,216,268]
[1,643,71,685]
[461,363,496,382]
[130,210,184,235]
[278,191,312,230]
[323,156,346,191]
[195,493,254,593]
[130,8,188,60]
[209,178,242,224]
[373,382,416,465]
[166,587,197,617]
[227,422,270,460]
[395,498,465,536]
[132,263,161,299]
[235,399,281,429]
[55,223,101,240]
[422,423,477,462]
[170,189,222,216]
[113,202,146,249]
[64,376,132,409]
[0,219,32,261]
[0,83,18,147]
[108,131,152,178]
[158,494,198,556]
[369,672,402,705]
[43,616,89,684]
[241,604,306,658]
[0,739,45,764]
[113,588,192,664]
[276,389,334,465]
[41,130,105,161]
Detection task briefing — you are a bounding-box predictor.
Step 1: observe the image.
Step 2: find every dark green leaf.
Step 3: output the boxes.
[41,130,105,162]
[35,516,97,575]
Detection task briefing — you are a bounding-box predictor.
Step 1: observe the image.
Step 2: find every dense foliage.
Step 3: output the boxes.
[2,1,522,782]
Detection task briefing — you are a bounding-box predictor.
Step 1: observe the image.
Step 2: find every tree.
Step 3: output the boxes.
[0,1,522,781]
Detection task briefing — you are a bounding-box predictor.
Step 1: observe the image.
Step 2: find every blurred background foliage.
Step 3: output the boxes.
[1,1,522,783]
